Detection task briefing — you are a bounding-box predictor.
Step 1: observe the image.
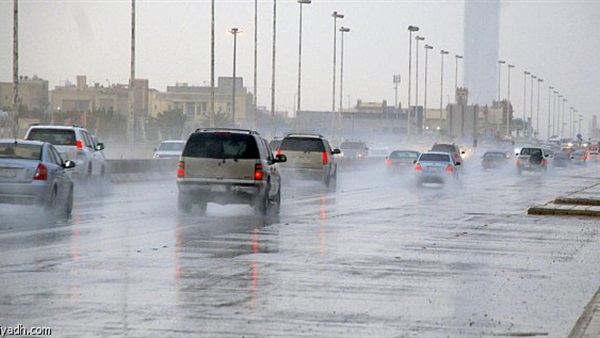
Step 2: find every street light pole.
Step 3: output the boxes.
[414,35,425,134]
[497,60,505,101]
[547,86,553,140]
[454,54,463,103]
[407,25,419,141]
[424,44,433,128]
[506,64,514,137]
[522,71,530,136]
[296,0,311,115]
[530,74,536,136]
[339,26,350,138]
[229,28,240,127]
[331,11,344,140]
[439,50,449,133]
[536,78,543,139]
[393,75,401,109]
[270,0,277,137]
[562,98,567,137]
[253,0,257,129]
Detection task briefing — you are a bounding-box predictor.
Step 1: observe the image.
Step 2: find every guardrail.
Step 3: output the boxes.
[106,156,389,183]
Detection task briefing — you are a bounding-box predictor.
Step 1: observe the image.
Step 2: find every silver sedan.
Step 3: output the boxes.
[414,151,460,186]
[0,139,76,217]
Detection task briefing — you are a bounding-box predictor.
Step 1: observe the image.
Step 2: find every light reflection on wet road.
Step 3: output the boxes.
[1,156,600,337]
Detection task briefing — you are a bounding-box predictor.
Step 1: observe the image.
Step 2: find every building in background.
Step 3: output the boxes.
[0,75,49,112]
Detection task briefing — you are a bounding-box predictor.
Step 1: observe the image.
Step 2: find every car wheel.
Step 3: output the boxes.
[325,170,337,191]
[178,192,193,214]
[254,191,268,216]
[268,189,281,216]
[44,187,58,216]
[196,200,208,215]
[62,186,74,218]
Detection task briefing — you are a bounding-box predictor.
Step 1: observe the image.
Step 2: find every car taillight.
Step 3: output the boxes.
[276,149,282,156]
[582,156,587,161]
[542,159,547,166]
[177,161,185,178]
[385,159,392,165]
[254,163,263,181]
[445,164,454,172]
[34,163,48,180]
[76,140,83,149]
[322,152,328,165]
[415,163,422,171]
[516,158,521,165]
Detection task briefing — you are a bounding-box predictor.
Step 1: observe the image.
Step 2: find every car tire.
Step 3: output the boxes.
[196,200,207,215]
[325,169,337,191]
[268,189,281,216]
[178,192,193,214]
[44,187,58,217]
[254,191,268,216]
[62,186,74,218]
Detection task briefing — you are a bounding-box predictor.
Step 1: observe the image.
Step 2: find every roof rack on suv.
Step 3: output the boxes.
[284,133,325,139]
[194,128,259,135]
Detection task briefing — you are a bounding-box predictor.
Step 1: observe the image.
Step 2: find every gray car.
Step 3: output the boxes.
[414,151,460,186]
[0,139,76,217]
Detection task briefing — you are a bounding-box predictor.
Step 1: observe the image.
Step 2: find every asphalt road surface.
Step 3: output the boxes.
[2,153,600,337]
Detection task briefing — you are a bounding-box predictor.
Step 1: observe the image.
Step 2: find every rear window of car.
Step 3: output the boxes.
[390,151,419,159]
[158,142,185,151]
[0,143,42,160]
[182,133,259,159]
[340,141,366,149]
[431,144,456,153]
[483,152,506,158]
[279,137,324,152]
[27,128,76,146]
[419,153,451,162]
[520,148,542,156]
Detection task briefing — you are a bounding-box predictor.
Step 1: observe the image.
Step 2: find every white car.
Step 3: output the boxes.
[153,140,185,159]
[24,125,106,180]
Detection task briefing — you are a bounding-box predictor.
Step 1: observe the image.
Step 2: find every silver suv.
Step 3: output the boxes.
[516,146,550,174]
[176,128,287,215]
[277,133,341,189]
[24,125,106,180]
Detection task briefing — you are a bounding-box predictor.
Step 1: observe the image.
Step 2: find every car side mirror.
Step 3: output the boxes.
[96,143,105,151]
[455,162,461,166]
[274,154,287,163]
[413,159,417,164]
[63,160,76,169]
[332,148,341,155]
[153,147,158,151]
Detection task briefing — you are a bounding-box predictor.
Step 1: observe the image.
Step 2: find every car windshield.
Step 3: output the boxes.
[340,141,365,149]
[419,153,451,162]
[27,129,76,146]
[0,143,42,160]
[279,137,324,152]
[431,144,456,153]
[158,142,185,151]
[484,152,506,159]
[390,151,419,159]
[182,133,259,159]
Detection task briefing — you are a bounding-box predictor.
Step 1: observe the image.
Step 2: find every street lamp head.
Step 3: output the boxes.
[455,54,463,59]
[339,26,350,33]
[298,0,311,3]
[440,50,449,55]
[538,78,544,82]
[415,35,425,41]
[549,86,554,89]
[508,64,515,68]
[229,27,239,34]
[524,71,530,75]
[425,44,434,50]
[408,25,419,32]
[332,11,344,18]
[498,60,505,64]
[532,75,537,79]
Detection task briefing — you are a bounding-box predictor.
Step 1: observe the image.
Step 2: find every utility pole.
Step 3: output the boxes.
[12,0,19,139]
[128,0,136,157]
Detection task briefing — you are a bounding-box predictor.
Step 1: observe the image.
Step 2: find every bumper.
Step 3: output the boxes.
[177,180,266,205]
[0,181,51,206]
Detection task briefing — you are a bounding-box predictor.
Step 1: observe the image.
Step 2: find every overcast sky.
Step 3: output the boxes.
[1,0,599,139]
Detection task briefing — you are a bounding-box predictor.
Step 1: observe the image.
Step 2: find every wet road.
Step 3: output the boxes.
[2,154,600,337]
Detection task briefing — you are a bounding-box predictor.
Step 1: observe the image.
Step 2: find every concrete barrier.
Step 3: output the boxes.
[107,158,177,183]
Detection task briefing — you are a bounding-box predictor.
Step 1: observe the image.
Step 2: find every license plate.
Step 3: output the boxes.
[0,168,16,178]
[211,185,227,192]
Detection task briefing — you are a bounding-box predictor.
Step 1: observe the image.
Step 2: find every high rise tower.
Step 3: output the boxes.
[464,0,500,105]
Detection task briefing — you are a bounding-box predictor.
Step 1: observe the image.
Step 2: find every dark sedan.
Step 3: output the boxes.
[0,139,76,217]
[481,151,510,170]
